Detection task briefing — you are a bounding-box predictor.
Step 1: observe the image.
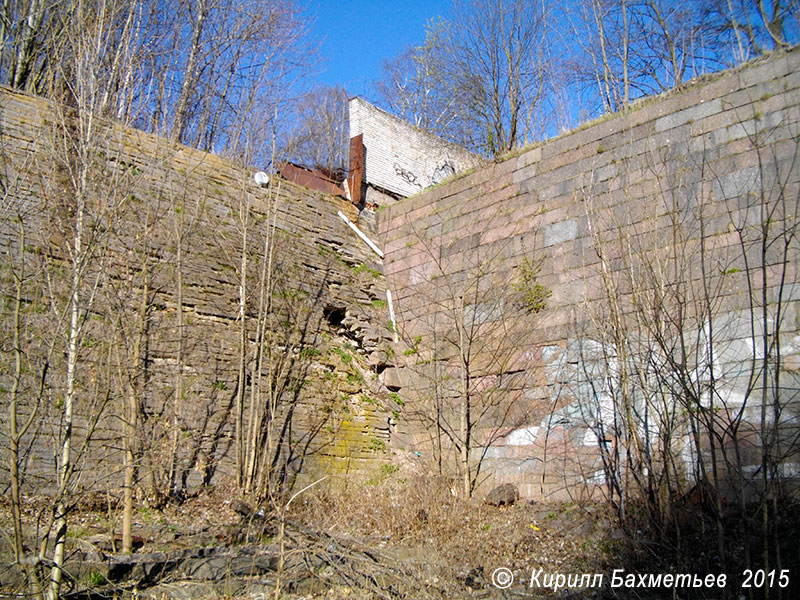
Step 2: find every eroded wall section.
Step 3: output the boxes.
[0,87,395,496]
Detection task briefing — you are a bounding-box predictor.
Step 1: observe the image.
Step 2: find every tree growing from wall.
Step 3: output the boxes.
[396,211,549,498]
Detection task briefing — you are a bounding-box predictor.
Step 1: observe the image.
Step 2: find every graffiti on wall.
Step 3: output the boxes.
[394,159,459,191]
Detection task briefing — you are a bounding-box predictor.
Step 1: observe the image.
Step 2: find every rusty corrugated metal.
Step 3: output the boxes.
[278,162,345,196]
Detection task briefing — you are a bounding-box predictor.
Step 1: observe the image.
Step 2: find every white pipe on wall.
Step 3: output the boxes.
[386,289,398,343]
[337,210,384,258]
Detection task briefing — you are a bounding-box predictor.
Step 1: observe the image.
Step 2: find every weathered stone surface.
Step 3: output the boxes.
[379,366,402,391]
[137,581,222,599]
[95,545,279,585]
[543,219,578,247]
[485,483,519,506]
[184,551,277,580]
[0,86,397,493]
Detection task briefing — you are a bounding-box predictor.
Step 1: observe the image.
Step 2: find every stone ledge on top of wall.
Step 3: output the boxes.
[378,45,800,230]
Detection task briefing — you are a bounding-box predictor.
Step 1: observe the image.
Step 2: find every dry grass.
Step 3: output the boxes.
[1,472,623,598]
[289,464,620,592]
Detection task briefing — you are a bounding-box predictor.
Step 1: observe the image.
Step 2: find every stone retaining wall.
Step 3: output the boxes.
[378,49,800,499]
[0,87,396,496]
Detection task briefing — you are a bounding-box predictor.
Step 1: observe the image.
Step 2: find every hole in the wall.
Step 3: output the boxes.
[323,305,346,328]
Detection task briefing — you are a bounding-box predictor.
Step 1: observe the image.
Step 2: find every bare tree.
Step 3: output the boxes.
[395,212,549,498]
[573,101,800,578]
[563,0,709,114]
[373,18,467,142]
[705,0,800,62]
[1,1,144,593]
[1,0,318,167]
[288,84,349,175]
[233,183,344,504]
[136,0,317,163]
[1,0,58,91]
[373,0,549,156]
[454,0,550,153]
[1,152,58,576]
[101,177,170,551]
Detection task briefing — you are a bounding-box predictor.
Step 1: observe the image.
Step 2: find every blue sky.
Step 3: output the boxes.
[308,0,451,99]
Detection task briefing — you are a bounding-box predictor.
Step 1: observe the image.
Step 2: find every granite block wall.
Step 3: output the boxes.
[378,49,800,500]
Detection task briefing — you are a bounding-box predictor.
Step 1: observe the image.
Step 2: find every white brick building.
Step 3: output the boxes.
[348,98,481,206]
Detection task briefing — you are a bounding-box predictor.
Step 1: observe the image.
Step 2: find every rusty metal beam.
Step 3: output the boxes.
[348,134,364,206]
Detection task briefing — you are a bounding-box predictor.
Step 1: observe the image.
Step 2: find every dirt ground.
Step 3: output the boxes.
[0,475,627,599]
[2,473,796,599]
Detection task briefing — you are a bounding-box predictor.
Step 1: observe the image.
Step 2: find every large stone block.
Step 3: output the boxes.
[544,219,578,247]
[655,98,723,133]
[739,56,790,88]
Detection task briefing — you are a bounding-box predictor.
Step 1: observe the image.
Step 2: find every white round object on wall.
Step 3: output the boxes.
[254,171,270,187]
